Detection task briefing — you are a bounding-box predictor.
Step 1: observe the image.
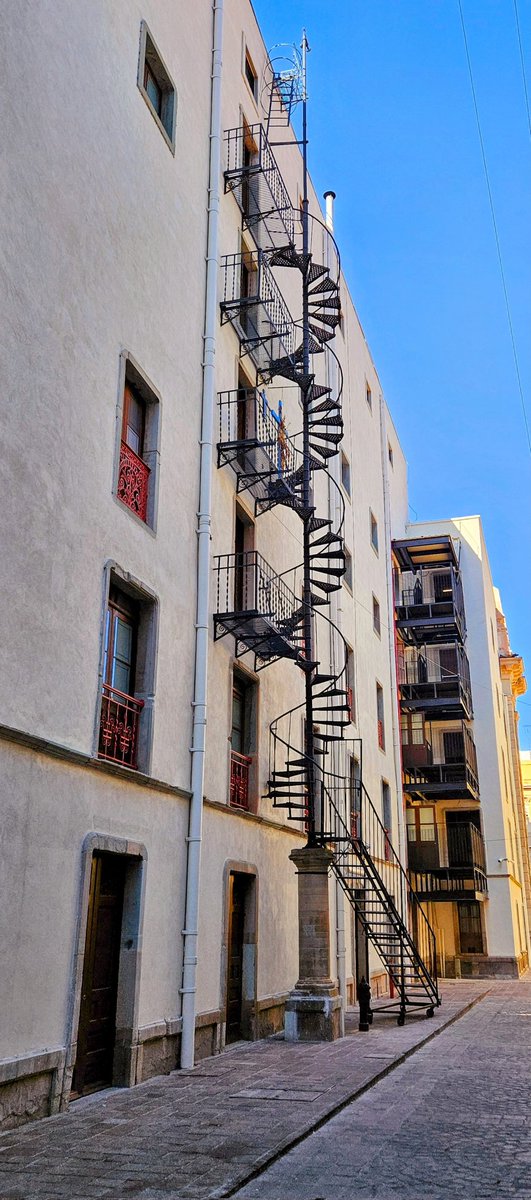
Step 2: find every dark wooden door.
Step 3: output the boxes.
[72,853,126,1097]
[226,874,246,1043]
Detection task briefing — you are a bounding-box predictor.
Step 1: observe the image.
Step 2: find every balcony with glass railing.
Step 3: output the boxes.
[402,720,479,800]
[398,643,473,718]
[408,820,487,899]
[394,565,466,645]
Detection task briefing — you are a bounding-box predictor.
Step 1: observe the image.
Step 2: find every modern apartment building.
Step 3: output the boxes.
[520,753,531,853]
[394,518,530,978]
[1,0,528,1131]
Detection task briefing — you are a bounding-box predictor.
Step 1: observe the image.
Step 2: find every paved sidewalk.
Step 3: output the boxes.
[235,976,531,1200]
[0,982,489,1200]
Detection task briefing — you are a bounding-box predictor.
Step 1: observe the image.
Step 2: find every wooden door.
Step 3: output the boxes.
[72,853,126,1097]
[226,874,246,1043]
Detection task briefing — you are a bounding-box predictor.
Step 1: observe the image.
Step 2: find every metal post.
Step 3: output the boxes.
[300,30,317,847]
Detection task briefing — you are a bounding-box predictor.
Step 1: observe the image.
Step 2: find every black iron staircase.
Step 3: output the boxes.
[215,60,439,1023]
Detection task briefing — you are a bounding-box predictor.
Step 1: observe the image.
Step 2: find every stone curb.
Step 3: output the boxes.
[208,989,491,1200]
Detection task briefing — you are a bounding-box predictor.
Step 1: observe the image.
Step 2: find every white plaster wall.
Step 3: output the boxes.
[0,741,188,1059]
[0,0,212,787]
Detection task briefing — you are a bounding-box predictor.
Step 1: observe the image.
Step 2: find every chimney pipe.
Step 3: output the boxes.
[323,189,336,233]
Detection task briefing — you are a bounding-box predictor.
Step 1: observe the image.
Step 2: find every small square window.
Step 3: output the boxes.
[341,452,351,497]
[373,595,381,636]
[366,382,372,410]
[388,442,394,467]
[244,49,258,100]
[138,23,176,151]
[370,510,379,554]
[343,548,353,591]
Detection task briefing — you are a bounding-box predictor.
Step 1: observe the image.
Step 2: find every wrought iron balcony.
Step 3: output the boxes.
[398,643,473,718]
[230,750,252,810]
[409,822,487,900]
[224,124,294,248]
[220,251,294,374]
[217,388,302,512]
[118,440,150,523]
[213,551,305,665]
[403,722,479,800]
[98,683,144,770]
[395,565,466,645]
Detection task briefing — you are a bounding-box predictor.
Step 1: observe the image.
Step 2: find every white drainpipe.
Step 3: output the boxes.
[180,0,224,1070]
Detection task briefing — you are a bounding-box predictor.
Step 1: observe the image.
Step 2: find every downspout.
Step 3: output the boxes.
[180,0,224,1070]
[324,190,346,1035]
[378,394,406,871]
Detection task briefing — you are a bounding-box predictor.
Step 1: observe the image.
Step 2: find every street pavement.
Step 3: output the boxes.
[236,978,531,1200]
[0,980,523,1200]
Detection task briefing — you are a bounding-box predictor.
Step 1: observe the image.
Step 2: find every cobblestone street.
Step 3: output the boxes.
[236,978,531,1200]
[0,980,529,1199]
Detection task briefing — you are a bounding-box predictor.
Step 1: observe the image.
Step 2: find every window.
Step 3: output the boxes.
[346,645,355,724]
[457,901,483,954]
[240,121,259,221]
[370,510,379,554]
[116,356,161,529]
[388,441,394,467]
[230,670,257,810]
[376,683,385,750]
[343,548,353,591]
[138,23,176,151]
[382,781,392,859]
[234,504,255,610]
[98,571,158,773]
[244,49,258,100]
[366,382,372,410]
[372,595,381,636]
[401,712,425,746]
[340,452,351,496]
[349,755,361,836]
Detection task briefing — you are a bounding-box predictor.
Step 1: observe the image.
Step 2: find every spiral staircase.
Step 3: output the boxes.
[215,50,439,1023]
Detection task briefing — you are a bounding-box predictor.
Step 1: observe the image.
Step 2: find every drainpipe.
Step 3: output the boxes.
[378,394,406,872]
[180,0,224,1070]
[324,190,346,1035]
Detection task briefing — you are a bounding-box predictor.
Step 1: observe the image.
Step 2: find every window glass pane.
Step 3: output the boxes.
[112,617,133,693]
[125,391,144,456]
[145,64,162,114]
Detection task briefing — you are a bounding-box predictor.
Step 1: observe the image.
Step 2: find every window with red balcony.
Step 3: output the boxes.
[230,671,257,810]
[118,384,150,523]
[98,573,158,773]
[115,356,161,530]
[376,682,385,751]
[99,587,143,770]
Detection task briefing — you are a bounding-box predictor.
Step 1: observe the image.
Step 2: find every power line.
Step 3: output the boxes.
[458,0,531,459]
[513,0,531,142]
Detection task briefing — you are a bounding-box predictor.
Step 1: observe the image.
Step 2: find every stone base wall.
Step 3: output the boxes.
[0,1050,65,1132]
[444,954,521,979]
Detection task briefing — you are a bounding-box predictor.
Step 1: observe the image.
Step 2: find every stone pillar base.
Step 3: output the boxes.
[285,989,342,1043]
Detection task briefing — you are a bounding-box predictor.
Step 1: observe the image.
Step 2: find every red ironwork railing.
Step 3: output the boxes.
[230,750,252,809]
[346,686,353,722]
[99,683,144,769]
[118,440,150,523]
[377,719,385,750]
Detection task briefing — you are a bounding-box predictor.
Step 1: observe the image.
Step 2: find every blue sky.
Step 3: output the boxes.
[253,0,531,747]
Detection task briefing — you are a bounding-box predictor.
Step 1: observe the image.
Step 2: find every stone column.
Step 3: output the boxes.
[284,846,342,1042]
